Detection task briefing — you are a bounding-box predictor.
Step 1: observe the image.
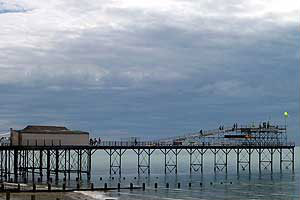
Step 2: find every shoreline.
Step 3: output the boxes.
[0,190,111,200]
[0,182,111,200]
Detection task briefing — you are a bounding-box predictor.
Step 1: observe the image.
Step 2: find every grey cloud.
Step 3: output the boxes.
[0,1,29,14]
[0,0,299,143]
[0,9,27,14]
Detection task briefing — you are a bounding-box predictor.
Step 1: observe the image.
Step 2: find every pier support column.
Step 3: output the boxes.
[32,150,36,182]
[13,149,18,183]
[39,150,43,181]
[235,148,253,174]
[63,150,67,180]
[258,148,274,174]
[0,150,3,180]
[78,149,82,180]
[46,150,50,182]
[18,150,28,180]
[55,150,59,181]
[292,148,295,172]
[68,149,71,180]
[87,149,97,181]
[25,150,29,180]
[87,149,92,181]
[161,149,181,174]
[133,149,155,175]
[279,147,294,173]
[187,149,206,174]
[4,150,7,181]
[7,150,11,181]
[212,149,230,173]
[105,149,126,176]
[8,150,11,181]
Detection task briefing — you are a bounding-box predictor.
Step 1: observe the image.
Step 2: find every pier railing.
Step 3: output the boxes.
[0,140,294,148]
[95,141,295,147]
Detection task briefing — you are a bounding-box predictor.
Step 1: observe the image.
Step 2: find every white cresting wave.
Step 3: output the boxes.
[75,191,118,200]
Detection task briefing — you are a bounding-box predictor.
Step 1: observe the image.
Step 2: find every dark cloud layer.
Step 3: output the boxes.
[0,1,29,14]
[0,0,299,143]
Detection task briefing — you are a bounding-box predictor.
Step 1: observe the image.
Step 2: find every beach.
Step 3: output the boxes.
[0,191,112,200]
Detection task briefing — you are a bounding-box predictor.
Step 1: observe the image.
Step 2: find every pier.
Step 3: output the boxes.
[0,122,295,183]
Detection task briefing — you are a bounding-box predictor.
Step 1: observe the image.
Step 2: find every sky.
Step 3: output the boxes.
[0,0,299,143]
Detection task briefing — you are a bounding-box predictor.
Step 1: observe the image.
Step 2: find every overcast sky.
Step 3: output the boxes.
[0,0,299,143]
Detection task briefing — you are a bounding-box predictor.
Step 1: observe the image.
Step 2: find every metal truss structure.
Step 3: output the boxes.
[212,149,231,173]
[280,148,294,172]
[0,122,295,183]
[105,149,126,176]
[157,122,289,147]
[161,149,181,174]
[258,148,274,173]
[187,149,206,173]
[133,149,155,175]
[0,148,92,183]
[235,148,253,173]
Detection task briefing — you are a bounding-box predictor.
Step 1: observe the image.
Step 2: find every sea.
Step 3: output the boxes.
[68,146,300,200]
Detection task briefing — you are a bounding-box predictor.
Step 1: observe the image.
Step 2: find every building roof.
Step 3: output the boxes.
[16,125,89,135]
[23,125,68,132]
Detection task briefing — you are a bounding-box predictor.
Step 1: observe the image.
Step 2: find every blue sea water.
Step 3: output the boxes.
[76,147,300,200]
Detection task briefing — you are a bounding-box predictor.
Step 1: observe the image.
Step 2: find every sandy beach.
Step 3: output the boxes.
[0,182,112,200]
[0,191,112,200]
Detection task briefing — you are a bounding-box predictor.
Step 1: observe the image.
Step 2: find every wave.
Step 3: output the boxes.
[74,191,118,200]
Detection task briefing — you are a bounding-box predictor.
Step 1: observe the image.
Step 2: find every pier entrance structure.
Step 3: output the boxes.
[3,125,90,182]
[0,122,295,183]
[10,125,89,146]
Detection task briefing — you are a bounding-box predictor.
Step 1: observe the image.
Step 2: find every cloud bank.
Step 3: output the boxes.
[0,0,299,142]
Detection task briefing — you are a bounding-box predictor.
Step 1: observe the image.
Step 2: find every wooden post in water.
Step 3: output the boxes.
[6,192,10,200]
